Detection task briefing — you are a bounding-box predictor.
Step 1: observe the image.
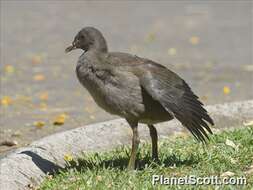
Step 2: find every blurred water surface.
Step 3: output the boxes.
[0,1,252,155]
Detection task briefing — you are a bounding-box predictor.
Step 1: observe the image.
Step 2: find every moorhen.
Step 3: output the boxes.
[65,27,214,170]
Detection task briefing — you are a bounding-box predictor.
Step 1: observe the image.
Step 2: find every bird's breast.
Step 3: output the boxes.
[75,63,145,119]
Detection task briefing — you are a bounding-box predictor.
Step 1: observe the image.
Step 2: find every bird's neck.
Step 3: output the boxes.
[89,36,108,53]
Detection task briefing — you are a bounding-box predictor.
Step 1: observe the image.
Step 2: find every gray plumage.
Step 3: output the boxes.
[66,27,214,169]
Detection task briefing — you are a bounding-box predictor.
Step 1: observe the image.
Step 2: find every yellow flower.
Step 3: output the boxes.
[33,121,45,129]
[189,36,200,45]
[64,153,73,162]
[1,96,12,106]
[223,86,230,95]
[53,113,68,125]
[33,74,45,81]
[5,65,15,74]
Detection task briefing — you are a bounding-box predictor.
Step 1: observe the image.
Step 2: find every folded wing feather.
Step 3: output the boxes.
[139,63,214,142]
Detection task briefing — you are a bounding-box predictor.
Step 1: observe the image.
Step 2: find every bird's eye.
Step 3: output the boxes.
[80,35,84,39]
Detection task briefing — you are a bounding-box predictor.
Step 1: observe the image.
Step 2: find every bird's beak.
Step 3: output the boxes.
[65,42,76,53]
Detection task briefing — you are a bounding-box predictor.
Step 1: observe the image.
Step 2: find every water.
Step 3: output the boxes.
[0,1,252,156]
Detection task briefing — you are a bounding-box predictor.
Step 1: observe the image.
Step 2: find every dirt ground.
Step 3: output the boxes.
[0,1,252,157]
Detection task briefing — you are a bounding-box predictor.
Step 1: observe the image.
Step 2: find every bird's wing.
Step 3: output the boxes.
[137,63,214,142]
[106,52,148,66]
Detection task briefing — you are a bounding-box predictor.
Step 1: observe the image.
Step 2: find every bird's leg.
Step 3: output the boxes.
[148,124,159,161]
[127,120,139,170]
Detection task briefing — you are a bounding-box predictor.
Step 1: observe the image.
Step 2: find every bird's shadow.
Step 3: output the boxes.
[20,151,63,175]
[66,151,199,172]
[19,149,199,175]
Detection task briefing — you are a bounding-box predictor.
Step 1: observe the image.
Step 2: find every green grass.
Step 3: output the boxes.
[39,126,253,190]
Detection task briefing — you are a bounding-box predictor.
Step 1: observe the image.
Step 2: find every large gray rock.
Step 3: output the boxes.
[0,100,252,190]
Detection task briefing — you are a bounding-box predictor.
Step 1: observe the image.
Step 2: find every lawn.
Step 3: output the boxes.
[39,126,253,190]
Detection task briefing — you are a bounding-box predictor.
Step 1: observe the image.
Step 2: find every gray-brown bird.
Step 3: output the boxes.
[65,27,214,170]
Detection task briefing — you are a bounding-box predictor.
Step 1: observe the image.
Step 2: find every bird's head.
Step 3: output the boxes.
[65,27,108,53]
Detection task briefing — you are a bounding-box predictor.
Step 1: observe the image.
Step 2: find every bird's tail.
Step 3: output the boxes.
[169,81,214,143]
